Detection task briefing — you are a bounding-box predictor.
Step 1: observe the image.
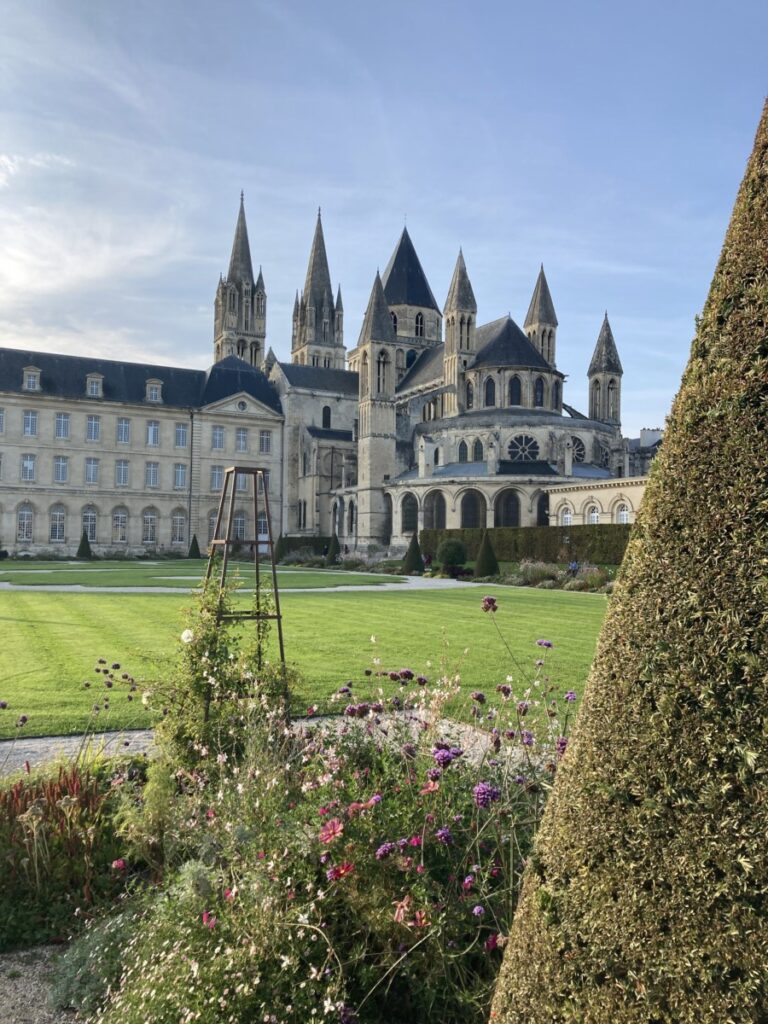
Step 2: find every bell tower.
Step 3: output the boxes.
[588,313,623,423]
[442,248,477,416]
[214,193,266,367]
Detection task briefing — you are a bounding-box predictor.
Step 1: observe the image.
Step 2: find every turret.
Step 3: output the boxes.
[588,313,623,423]
[292,209,346,369]
[524,265,558,366]
[443,249,477,415]
[213,193,266,368]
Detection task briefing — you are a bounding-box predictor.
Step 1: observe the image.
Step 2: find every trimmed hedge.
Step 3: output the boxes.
[420,524,631,566]
[492,101,768,1023]
[274,535,331,561]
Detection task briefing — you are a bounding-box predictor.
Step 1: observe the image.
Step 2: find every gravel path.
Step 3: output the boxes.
[0,946,77,1023]
[0,575,480,595]
[0,729,155,777]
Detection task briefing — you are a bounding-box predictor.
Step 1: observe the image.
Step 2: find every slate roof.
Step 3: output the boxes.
[588,314,623,375]
[471,316,551,370]
[524,265,558,327]
[278,362,359,396]
[0,348,282,413]
[382,227,440,312]
[396,345,445,392]
[302,211,336,314]
[443,250,477,313]
[227,195,255,284]
[498,460,560,476]
[358,272,397,345]
[306,427,354,442]
[571,464,613,479]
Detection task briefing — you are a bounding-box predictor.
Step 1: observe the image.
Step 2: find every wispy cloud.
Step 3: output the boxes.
[0,152,75,189]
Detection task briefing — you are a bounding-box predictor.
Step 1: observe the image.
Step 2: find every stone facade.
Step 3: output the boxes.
[0,198,658,557]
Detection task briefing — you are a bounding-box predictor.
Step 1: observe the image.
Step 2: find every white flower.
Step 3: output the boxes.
[181,629,194,644]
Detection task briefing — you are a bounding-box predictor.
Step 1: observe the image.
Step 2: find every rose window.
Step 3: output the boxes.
[507,434,540,462]
[571,436,586,463]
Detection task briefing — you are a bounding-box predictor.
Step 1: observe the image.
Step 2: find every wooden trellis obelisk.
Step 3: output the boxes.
[205,466,285,666]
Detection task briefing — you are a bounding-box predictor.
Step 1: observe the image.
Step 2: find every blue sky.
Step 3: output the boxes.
[0,0,765,436]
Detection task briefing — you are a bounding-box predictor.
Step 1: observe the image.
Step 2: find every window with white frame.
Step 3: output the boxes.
[117,418,130,443]
[174,463,187,489]
[171,513,186,544]
[236,427,248,453]
[86,415,101,442]
[82,507,97,542]
[258,469,270,493]
[236,472,248,492]
[85,457,100,484]
[616,503,630,525]
[24,370,40,391]
[561,507,573,527]
[145,461,159,487]
[233,512,246,541]
[587,505,600,525]
[17,505,33,542]
[210,464,223,491]
[142,510,157,544]
[23,410,38,436]
[86,375,103,398]
[112,509,128,543]
[257,510,268,536]
[208,512,217,543]
[146,420,160,447]
[175,422,188,447]
[54,456,69,483]
[21,454,36,482]
[55,412,70,439]
[49,505,66,543]
[146,381,162,403]
[212,425,225,450]
[259,429,271,454]
[115,460,129,487]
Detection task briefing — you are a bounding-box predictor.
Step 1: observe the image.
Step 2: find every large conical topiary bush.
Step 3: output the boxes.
[474,529,499,577]
[76,529,93,560]
[492,102,768,1024]
[402,531,425,574]
[325,533,340,566]
[187,534,201,559]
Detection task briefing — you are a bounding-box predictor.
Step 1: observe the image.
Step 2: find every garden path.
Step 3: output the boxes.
[0,575,480,595]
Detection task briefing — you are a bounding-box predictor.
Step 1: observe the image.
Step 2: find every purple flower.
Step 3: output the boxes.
[435,826,454,846]
[427,767,442,781]
[401,743,417,759]
[556,736,568,758]
[370,793,382,804]
[516,700,530,716]
[514,774,528,785]
[472,905,485,917]
[0,701,8,710]
[521,730,534,747]
[338,686,352,695]
[481,596,498,613]
[495,684,511,699]
[432,748,454,768]
[389,671,400,681]
[470,691,486,704]
[416,675,428,686]
[473,782,501,808]
[375,842,397,860]
[565,690,577,702]
[399,668,414,680]
[536,639,553,649]
[463,874,474,890]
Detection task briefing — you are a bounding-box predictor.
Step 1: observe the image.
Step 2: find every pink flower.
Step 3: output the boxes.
[202,911,217,929]
[485,932,499,952]
[224,888,235,901]
[111,858,127,872]
[319,817,344,844]
[411,909,429,928]
[408,835,422,847]
[393,895,412,923]
[326,861,355,882]
[419,779,439,795]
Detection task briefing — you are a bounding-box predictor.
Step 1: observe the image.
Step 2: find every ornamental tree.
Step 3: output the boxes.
[492,101,768,1023]
[474,530,499,577]
[402,531,425,574]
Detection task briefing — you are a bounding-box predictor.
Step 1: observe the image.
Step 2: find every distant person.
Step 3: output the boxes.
[322,544,328,557]
[424,554,432,569]
[568,559,579,577]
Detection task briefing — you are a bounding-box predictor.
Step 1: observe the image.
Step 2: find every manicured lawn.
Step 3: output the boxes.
[0,587,607,739]
[0,560,404,589]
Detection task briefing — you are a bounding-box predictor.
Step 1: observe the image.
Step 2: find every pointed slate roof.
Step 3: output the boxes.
[588,313,623,375]
[255,266,265,291]
[444,249,477,313]
[335,284,343,312]
[382,227,440,312]
[302,210,335,313]
[524,265,558,327]
[472,315,551,370]
[358,272,397,345]
[227,194,254,284]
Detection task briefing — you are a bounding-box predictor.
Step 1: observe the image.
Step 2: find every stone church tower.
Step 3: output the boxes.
[214,194,266,367]
[443,248,477,416]
[291,210,345,369]
[588,313,623,423]
[524,265,558,366]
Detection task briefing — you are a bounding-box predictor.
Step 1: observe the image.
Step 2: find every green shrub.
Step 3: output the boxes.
[436,537,467,574]
[421,524,631,565]
[325,533,341,566]
[76,530,93,560]
[492,100,768,1024]
[187,534,201,559]
[401,531,425,574]
[519,560,560,585]
[474,530,500,577]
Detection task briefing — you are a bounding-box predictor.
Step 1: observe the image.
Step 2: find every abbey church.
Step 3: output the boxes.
[0,198,651,556]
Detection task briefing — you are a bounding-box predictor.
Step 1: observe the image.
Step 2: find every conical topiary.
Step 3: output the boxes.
[492,102,768,1023]
[474,529,499,577]
[76,529,92,560]
[187,534,201,559]
[402,531,425,574]
[325,533,340,566]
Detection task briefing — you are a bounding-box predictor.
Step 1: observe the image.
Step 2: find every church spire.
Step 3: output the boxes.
[444,248,477,314]
[588,313,623,423]
[588,313,623,376]
[227,193,254,285]
[358,271,397,346]
[524,264,558,365]
[302,208,334,314]
[214,194,266,368]
[291,209,346,368]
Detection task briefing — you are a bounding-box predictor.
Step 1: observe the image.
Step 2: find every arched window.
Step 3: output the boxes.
[571,436,586,463]
[382,494,393,545]
[587,505,600,525]
[233,511,246,541]
[434,448,440,466]
[302,452,309,476]
[142,508,157,544]
[616,503,630,525]
[322,320,329,342]
[256,293,265,316]
[112,508,128,543]
[607,379,618,420]
[17,504,33,542]
[484,377,496,407]
[171,511,186,545]
[322,406,331,429]
[460,490,486,529]
[361,353,369,396]
[459,316,465,348]
[591,379,601,418]
[376,351,388,394]
[509,376,521,405]
[473,438,484,462]
[406,349,417,368]
[49,504,66,543]
[401,493,418,534]
[348,501,356,536]
[507,434,540,462]
[561,507,573,527]
[424,491,446,530]
[458,440,468,463]
[415,312,424,337]
[390,311,398,333]
[534,377,545,407]
[536,493,550,526]
[466,317,472,345]
[82,506,97,542]
[465,381,474,409]
[494,490,520,527]
[552,380,560,409]
[336,499,345,536]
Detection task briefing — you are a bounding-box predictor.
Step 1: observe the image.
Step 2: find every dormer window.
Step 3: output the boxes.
[86,374,104,398]
[146,380,162,403]
[23,367,41,391]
